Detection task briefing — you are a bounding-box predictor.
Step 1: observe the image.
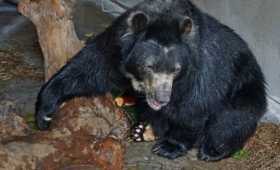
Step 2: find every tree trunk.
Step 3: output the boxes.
[18,0,84,80]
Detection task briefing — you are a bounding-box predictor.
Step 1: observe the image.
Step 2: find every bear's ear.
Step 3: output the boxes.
[180,17,193,35]
[127,11,149,33]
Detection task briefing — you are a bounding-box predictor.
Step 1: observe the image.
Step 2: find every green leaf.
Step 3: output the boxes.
[232,149,250,160]
[24,112,38,131]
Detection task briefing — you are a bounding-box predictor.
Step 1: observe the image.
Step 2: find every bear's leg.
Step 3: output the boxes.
[152,138,189,159]
[36,45,117,130]
[152,124,199,159]
[198,110,259,161]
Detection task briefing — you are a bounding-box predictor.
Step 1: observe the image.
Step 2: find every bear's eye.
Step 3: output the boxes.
[144,64,154,73]
[146,65,153,70]
[174,65,181,73]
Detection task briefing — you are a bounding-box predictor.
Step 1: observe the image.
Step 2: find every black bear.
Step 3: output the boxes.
[36,0,267,161]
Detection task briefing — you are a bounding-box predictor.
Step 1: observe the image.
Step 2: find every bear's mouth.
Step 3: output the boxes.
[146,97,167,111]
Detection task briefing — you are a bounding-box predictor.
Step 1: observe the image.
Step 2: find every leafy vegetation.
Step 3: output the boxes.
[232,149,250,160]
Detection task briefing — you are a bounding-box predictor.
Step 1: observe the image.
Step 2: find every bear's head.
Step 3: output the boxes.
[121,11,195,111]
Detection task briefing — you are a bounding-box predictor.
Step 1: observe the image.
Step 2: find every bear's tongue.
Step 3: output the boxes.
[147,96,162,111]
[152,100,161,107]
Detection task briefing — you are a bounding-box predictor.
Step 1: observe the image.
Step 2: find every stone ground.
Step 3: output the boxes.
[0,4,280,170]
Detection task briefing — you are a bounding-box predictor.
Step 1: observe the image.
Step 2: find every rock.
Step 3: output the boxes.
[0,79,43,117]
[0,142,56,170]
[261,97,280,124]
[0,100,30,141]
[59,165,102,170]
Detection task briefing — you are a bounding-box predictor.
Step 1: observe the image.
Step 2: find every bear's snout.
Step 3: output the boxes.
[155,90,171,104]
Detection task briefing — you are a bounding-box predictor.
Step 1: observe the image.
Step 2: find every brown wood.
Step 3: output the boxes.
[0,96,128,170]
[18,0,84,80]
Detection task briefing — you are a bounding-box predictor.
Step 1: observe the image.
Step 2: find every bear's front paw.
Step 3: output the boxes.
[198,143,229,161]
[36,110,54,130]
[152,139,188,159]
[131,122,156,142]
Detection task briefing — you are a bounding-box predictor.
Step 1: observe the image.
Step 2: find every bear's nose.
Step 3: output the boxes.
[155,90,171,104]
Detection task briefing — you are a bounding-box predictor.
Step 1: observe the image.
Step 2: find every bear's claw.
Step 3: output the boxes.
[36,111,53,130]
[197,142,229,161]
[131,122,146,142]
[152,139,188,159]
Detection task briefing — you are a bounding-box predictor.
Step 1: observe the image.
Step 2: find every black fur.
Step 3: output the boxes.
[36,0,267,161]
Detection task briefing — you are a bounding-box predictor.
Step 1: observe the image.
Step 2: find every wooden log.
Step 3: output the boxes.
[18,0,84,80]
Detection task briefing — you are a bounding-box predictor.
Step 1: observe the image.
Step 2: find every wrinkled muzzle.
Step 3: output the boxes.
[145,73,174,111]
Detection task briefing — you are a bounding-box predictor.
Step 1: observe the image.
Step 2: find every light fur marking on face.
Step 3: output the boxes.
[125,73,145,92]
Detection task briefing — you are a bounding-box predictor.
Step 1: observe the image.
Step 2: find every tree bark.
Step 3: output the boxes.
[18,0,84,80]
[0,96,128,170]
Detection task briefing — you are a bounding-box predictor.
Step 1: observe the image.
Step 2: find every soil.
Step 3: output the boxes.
[0,4,279,170]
